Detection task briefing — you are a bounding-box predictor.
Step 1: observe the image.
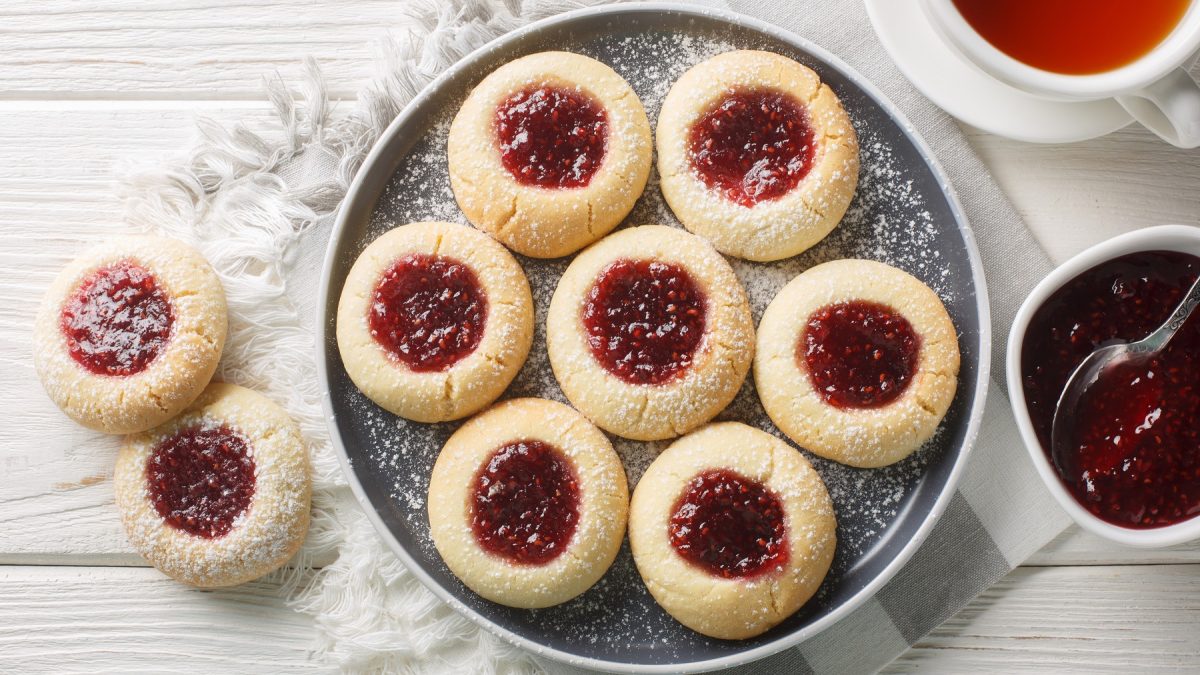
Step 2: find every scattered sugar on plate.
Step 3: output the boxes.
[333,26,979,659]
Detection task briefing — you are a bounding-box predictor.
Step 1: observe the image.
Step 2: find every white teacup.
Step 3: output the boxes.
[922,0,1200,148]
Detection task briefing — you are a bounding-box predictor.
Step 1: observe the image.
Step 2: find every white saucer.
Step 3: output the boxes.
[864,0,1133,144]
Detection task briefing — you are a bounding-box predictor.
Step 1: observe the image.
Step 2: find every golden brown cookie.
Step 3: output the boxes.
[427,398,628,608]
[755,259,960,468]
[546,225,754,441]
[629,422,836,640]
[336,221,534,423]
[114,383,311,587]
[658,50,859,261]
[448,51,652,258]
[33,236,227,434]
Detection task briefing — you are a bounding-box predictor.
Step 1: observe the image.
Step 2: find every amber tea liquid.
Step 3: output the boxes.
[951,0,1191,74]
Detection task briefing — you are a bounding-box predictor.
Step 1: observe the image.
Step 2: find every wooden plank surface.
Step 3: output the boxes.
[883,565,1200,673]
[0,107,278,564]
[0,1,393,99]
[0,566,324,673]
[966,120,1200,265]
[1,565,1195,673]
[1030,526,1200,567]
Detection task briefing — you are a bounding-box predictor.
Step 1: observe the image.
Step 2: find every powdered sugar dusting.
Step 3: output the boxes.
[332,26,978,661]
[116,386,311,588]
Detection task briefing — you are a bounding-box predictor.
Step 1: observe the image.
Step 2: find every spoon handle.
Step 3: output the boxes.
[1167,276,1200,332]
[1139,275,1200,353]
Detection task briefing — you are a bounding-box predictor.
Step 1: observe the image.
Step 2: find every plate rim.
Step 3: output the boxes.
[316,3,994,672]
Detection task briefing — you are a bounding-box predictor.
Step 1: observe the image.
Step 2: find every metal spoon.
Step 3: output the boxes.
[1050,274,1200,477]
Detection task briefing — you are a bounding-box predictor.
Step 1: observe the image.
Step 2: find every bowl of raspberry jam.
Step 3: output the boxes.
[1008,225,1200,547]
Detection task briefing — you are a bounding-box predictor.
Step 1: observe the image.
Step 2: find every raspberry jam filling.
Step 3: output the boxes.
[669,469,789,579]
[60,260,174,377]
[1022,250,1200,529]
[494,85,608,189]
[368,253,487,373]
[146,424,256,539]
[582,259,707,385]
[688,88,817,207]
[801,301,921,409]
[470,440,580,566]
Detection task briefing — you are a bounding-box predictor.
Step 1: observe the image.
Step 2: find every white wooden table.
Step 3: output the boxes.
[1,3,1198,672]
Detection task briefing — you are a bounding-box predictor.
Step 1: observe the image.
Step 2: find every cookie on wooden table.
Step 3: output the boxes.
[33,236,227,434]
[115,383,311,588]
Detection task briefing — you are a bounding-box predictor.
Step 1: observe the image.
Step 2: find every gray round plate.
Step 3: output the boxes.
[317,4,991,672]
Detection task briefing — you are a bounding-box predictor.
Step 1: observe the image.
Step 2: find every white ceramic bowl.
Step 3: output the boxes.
[1008,224,1200,548]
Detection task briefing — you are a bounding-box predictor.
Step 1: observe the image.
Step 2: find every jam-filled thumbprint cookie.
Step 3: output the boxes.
[546,225,755,441]
[629,422,836,640]
[33,236,227,434]
[755,259,960,468]
[427,398,629,608]
[115,383,311,587]
[336,222,534,423]
[657,50,859,262]
[448,51,653,258]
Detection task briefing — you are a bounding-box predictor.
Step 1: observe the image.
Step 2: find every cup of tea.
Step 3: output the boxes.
[921,0,1200,148]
